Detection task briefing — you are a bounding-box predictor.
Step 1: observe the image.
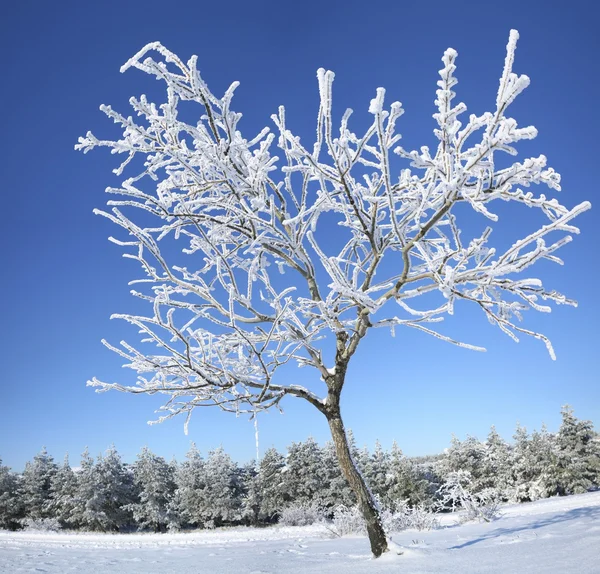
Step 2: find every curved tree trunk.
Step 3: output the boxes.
[326,410,388,557]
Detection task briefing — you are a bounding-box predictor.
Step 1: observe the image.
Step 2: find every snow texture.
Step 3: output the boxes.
[1,490,599,573]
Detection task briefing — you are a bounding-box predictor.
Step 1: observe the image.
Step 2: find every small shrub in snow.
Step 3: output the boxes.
[438,471,501,523]
[331,505,366,536]
[328,501,439,537]
[279,503,323,526]
[21,517,62,532]
[381,501,440,532]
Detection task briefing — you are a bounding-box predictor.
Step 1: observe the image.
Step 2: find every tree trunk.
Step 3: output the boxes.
[327,411,389,557]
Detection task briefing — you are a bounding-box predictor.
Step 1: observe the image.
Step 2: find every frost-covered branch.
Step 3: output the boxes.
[78,30,589,427]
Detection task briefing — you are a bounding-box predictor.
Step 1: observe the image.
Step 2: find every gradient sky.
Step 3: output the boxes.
[1,0,598,471]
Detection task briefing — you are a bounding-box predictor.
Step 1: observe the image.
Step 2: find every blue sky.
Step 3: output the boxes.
[1,0,598,471]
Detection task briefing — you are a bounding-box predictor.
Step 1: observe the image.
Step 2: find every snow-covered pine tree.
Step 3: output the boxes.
[388,442,433,508]
[239,461,260,526]
[509,423,558,502]
[283,438,328,508]
[128,446,175,532]
[78,30,590,556]
[479,426,512,499]
[19,447,58,520]
[0,459,23,530]
[362,441,391,507]
[199,447,243,527]
[321,440,355,511]
[255,447,287,522]
[72,446,134,532]
[527,424,559,500]
[46,455,78,529]
[170,443,206,529]
[69,448,95,528]
[442,436,486,491]
[555,405,600,495]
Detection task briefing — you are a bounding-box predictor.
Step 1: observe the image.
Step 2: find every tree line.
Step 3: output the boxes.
[1,406,598,533]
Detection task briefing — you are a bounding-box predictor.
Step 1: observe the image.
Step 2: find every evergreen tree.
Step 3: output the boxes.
[283,438,327,507]
[200,447,243,527]
[479,427,512,498]
[128,447,175,532]
[321,441,355,511]
[170,443,206,528]
[46,455,78,528]
[388,442,432,507]
[255,447,287,522]
[443,435,486,490]
[19,447,58,520]
[362,441,391,505]
[71,446,134,531]
[527,425,559,499]
[555,405,600,495]
[239,461,260,526]
[510,424,534,502]
[0,459,23,530]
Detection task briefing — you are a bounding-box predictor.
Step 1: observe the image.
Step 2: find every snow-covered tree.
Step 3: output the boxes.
[283,438,328,507]
[437,469,500,522]
[128,446,175,532]
[388,442,434,508]
[254,447,287,522]
[46,455,78,528]
[200,447,243,527]
[19,447,58,520]
[77,30,590,556]
[71,446,134,532]
[442,435,486,489]
[170,443,205,528]
[510,423,558,502]
[479,427,512,498]
[555,405,600,495]
[321,440,355,510]
[0,459,23,530]
[362,441,391,505]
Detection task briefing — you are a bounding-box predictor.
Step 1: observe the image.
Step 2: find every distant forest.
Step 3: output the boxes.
[1,406,598,533]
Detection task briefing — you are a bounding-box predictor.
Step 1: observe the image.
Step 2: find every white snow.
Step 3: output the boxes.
[1,491,599,573]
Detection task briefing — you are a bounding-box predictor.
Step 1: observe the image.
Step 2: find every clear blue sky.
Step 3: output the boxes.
[1,0,598,471]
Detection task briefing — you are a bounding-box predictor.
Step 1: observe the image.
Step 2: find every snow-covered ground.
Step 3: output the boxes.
[1,491,599,573]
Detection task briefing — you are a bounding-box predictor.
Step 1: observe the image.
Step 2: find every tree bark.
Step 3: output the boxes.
[326,410,389,557]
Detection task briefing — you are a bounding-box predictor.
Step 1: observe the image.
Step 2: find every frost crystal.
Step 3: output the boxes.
[78,31,590,427]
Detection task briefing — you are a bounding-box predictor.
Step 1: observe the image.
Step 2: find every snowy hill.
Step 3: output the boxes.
[1,490,599,573]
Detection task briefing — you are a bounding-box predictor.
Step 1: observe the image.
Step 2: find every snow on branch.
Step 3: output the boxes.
[78,30,590,426]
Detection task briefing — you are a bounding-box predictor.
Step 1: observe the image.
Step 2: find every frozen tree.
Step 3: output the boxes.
[479,426,512,498]
[283,438,328,507]
[254,447,287,522]
[555,405,600,495]
[510,423,557,501]
[128,446,176,531]
[442,435,486,489]
[0,459,23,530]
[388,442,434,508]
[437,469,500,522]
[46,455,78,529]
[527,424,560,499]
[321,440,355,510]
[170,443,205,528]
[362,441,391,505]
[19,447,58,520]
[200,447,243,527]
[239,461,261,525]
[77,30,590,556]
[71,446,134,532]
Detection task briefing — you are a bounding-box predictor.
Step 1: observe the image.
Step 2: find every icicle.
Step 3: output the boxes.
[254,412,260,464]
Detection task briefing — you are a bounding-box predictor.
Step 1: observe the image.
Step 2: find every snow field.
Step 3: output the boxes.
[1,490,599,573]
